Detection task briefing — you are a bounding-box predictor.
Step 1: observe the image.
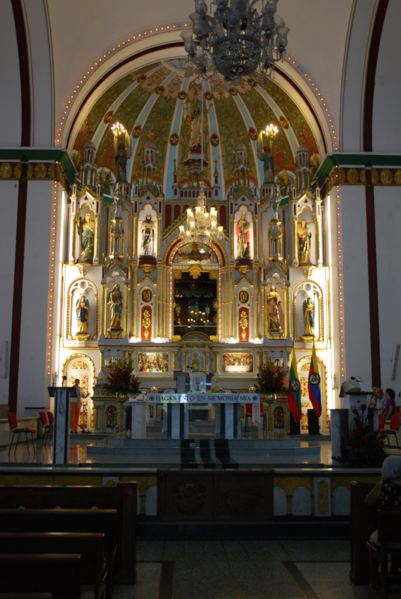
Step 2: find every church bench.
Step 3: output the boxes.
[0,509,116,596]
[0,595,53,599]
[350,480,375,585]
[0,532,108,599]
[366,509,401,599]
[0,554,81,599]
[0,481,137,584]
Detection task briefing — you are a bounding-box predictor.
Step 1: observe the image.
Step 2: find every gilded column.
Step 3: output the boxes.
[316,200,323,266]
[132,265,138,337]
[221,268,226,340]
[100,349,105,372]
[69,215,76,264]
[101,282,108,335]
[124,282,130,336]
[257,351,262,369]
[293,216,299,265]
[157,215,162,257]
[172,351,177,370]
[230,216,235,257]
[253,265,259,339]
[182,349,187,371]
[157,265,162,337]
[93,215,100,264]
[229,266,234,338]
[133,215,138,257]
[164,266,169,339]
[253,216,259,260]
[284,284,290,339]
[214,351,220,374]
[261,285,266,338]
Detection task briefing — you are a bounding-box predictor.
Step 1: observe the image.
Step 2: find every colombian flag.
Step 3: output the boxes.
[308,340,322,418]
[288,347,302,423]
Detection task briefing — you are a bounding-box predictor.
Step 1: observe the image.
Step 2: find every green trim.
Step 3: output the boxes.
[316,153,401,188]
[0,148,76,185]
[103,194,114,204]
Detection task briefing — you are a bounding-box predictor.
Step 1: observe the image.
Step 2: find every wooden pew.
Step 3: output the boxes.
[0,532,107,599]
[0,595,53,599]
[350,480,375,584]
[0,554,80,599]
[0,510,116,598]
[0,481,137,583]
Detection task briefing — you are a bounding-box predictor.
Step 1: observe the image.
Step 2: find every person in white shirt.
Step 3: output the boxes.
[70,378,88,433]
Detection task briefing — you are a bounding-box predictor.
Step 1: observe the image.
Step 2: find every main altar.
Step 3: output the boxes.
[56,58,333,436]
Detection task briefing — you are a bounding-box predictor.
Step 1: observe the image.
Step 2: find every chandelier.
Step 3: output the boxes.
[179,186,224,244]
[181,0,290,83]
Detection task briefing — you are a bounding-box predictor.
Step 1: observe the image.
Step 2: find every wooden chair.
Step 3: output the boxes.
[367,509,401,598]
[379,414,401,447]
[7,413,36,455]
[0,554,80,599]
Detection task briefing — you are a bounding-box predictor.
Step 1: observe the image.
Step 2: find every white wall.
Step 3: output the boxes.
[0,0,21,146]
[0,181,18,404]
[372,0,401,152]
[375,186,401,398]
[341,186,372,382]
[18,181,53,415]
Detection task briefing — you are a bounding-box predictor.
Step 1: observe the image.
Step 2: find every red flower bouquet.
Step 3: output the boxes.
[102,358,140,397]
[255,360,287,395]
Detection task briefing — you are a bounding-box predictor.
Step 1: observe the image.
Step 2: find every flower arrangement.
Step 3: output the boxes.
[255,360,287,395]
[102,358,140,398]
[332,404,387,468]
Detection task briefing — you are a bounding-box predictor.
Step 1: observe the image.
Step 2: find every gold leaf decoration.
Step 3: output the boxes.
[371,169,379,185]
[360,169,366,185]
[35,163,47,178]
[339,168,346,184]
[347,168,359,184]
[394,170,401,185]
[380,168,392,185]
[0,163,12,178]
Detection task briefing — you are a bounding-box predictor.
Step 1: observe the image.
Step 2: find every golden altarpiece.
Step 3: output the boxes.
[58,81,333,435]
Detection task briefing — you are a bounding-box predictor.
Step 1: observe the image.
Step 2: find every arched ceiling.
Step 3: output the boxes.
[72,58,321,194]
[47,0,354,143]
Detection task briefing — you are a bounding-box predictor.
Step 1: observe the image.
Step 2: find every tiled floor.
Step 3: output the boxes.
[80,539,400,598]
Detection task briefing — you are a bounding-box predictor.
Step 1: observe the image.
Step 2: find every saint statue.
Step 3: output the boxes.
[270,190,280,221]
[257,131,275,184]
[236,212,251,258]
[189,107,202,151]
[113,128,131,182]
[75,294,90,335]
[107,284,123,330]
[297,219,312,264]
[141,214,156,256]
[266,285,282,330]
[80,212,95,263]
[112,189,124,219]
[303,296,315,336]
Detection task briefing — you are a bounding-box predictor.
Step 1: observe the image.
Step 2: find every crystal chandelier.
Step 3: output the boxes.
[181,0,290,83]
[179,187,224,244]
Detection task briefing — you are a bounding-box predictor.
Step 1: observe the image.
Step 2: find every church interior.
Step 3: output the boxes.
[1,0,401,597]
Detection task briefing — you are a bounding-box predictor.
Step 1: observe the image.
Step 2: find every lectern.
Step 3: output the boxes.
[47,386,77,464]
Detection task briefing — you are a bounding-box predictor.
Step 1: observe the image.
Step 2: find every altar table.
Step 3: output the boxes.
[147,393,260,439]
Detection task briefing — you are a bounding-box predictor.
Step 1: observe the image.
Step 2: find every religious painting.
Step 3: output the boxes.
[222,353,254,373]
[137,352,169,373]
[173,243,217,264]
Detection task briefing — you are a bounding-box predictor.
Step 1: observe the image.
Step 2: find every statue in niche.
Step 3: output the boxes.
[107,284,123,330]
[80,212,95,263]
[236,212,251,258]
[266,285,282,331]
[189,107,202,151]
[113,128,131,182]
[303,296,316,337]
[269,190,280,222]
[297,219,312,264]
[257,132,274,184]
[75,294,90,337]
[112,190,124,219]
[141,214,156,256]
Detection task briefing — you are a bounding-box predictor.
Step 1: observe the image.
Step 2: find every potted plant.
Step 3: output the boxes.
[255,360,287,398]
[332,404,387,468]
[103,358,139,401]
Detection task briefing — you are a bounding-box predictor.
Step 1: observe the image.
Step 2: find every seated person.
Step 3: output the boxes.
[365,455,401,546]
[381,388,396,421]
[371,387,385,410]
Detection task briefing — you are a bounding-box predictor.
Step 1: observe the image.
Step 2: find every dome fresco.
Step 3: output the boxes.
[73,59,319,195]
